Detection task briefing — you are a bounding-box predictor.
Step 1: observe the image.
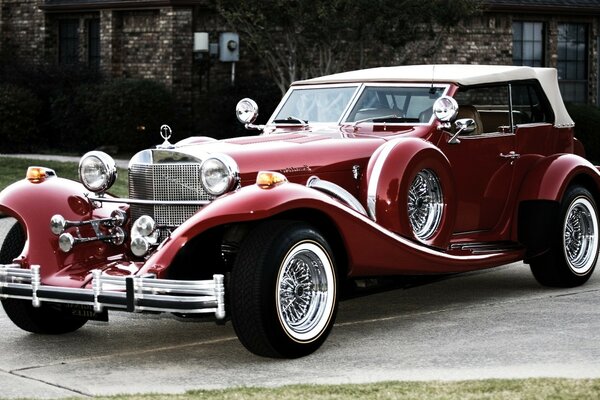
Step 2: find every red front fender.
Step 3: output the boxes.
[0,177,125,283]
[141,181,522,278]
[141,182,353,275]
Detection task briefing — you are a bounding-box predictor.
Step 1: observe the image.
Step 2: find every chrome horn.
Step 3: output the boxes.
[50,210,127,253]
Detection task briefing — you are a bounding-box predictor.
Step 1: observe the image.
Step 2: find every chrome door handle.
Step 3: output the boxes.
[500,151,520,164]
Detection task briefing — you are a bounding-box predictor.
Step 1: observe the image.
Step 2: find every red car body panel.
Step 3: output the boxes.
[0,178,129,286]
[143,183,524,278]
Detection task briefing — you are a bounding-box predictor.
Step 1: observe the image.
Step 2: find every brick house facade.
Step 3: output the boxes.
[0,0,599,130]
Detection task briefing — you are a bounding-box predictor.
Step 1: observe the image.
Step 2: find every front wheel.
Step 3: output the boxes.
[230,221,338,358]
[530,186,599,287]
[0,218,88,334]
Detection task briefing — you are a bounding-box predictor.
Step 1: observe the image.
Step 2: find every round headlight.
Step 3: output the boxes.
[200,155,239,196]
[79,151,117,193]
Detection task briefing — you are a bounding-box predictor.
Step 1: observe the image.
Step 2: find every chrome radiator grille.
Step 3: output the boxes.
[129,163,213,227]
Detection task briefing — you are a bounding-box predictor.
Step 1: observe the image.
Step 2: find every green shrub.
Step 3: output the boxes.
[195,78,281,139]
[0,84,42,153]
[566,103,600,164]
[90,79,175,152]
[50,83,97,151]
[50,78,176,153]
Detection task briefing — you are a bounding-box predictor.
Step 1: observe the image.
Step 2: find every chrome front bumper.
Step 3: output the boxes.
[0,264,225,320]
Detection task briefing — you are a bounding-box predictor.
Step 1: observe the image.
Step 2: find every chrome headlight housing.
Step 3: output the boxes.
[79,151,117,194]
[432,96,459,122]
[200,154,239,196]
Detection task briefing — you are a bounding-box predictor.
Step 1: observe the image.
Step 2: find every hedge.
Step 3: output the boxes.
[566,103,600,164]
[0,84,42,153]
[51,79,175,153]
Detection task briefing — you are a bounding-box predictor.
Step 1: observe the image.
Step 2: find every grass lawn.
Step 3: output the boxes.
[0,156,128,198]
[34,379,600,400]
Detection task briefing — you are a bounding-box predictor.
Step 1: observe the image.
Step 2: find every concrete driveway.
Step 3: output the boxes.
[1,261,599,398]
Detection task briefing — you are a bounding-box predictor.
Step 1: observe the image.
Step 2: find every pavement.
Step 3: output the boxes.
[1,154,600,397]
[1,260,599,398]
[0,154,129,169]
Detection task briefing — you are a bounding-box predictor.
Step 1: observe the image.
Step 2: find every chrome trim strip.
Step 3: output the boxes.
[88,196,211,206]
[0,264,226,320]
[307,176,368,217]
[366,138,404,221]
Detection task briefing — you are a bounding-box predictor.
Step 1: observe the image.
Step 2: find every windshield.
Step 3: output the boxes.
[346,86,445,123]
[272,86,358,123]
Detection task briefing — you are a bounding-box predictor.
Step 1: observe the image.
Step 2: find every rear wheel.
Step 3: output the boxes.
[230,220,338,358]
[530,186,599,287]
[0,218,88,334]
[407,168,444,241]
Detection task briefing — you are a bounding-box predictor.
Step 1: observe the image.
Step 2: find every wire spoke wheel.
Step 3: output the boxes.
[230,221,338,358]
[407,169,444,240]
[563,196,599,274]
[530,186,600,288]
[276,242,335,342]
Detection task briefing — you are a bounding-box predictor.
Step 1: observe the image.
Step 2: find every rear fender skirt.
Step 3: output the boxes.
[517,200,560,261]
[364,137,456,248]
[513,154,600,245]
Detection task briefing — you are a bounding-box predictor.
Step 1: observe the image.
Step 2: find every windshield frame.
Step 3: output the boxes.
[267,82,452,128]
[267,83,362,126]
[341,83,451,126]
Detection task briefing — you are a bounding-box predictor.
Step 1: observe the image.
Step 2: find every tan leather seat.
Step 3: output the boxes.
[456,105,483,135]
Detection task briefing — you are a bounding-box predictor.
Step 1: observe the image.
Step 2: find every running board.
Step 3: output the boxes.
[449,241,523,254]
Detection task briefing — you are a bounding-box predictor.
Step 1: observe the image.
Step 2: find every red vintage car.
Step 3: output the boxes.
[1,65,599,358]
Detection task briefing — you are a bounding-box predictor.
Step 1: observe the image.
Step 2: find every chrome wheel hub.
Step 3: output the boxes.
[563,197,599,274]
[408,169,444,241]
[276,242,335,343]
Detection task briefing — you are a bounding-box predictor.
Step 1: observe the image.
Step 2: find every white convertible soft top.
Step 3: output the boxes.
[296,65,574,128]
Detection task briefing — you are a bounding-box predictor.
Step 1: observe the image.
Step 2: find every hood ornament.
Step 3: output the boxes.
[157,124,174,149]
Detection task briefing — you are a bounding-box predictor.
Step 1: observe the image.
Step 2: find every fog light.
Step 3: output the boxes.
[132,215,156,238]
[58,233,75,253]
[131,236,150,257]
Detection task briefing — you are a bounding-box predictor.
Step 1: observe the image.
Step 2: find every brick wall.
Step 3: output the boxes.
[1,0,46,63]
[1,1,599,126]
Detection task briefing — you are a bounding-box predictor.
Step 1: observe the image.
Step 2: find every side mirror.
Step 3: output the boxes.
[448,118,476,144]
[432,96,458,122]
[236,98,262,130]
[455,118,476,134]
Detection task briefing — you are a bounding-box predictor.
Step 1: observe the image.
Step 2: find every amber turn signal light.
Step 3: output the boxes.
[256,171,288,189]
[26,166,55,183]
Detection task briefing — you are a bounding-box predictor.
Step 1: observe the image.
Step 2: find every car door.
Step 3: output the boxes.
[438,84,518,235]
